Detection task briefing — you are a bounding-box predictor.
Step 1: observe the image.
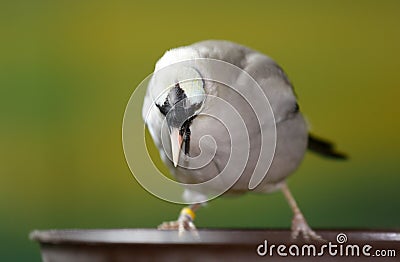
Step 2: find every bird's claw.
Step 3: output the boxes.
[158,217,198,237]
[291,213,325,242]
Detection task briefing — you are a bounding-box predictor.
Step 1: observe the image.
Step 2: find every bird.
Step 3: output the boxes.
[142,40,347,241]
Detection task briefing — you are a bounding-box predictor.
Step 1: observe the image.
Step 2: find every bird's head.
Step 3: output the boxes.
[154,70,206,167]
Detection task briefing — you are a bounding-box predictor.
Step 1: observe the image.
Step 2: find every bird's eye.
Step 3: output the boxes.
[155,97,171,116]
[154,66,206,117]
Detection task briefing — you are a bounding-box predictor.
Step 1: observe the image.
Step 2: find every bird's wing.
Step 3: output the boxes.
[190,40,298,125]
[307,134,348,159]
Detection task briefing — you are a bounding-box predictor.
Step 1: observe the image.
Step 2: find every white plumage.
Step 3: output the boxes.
[142,40,346,240]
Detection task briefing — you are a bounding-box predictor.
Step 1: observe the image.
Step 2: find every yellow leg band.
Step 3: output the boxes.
[180,207,196,221]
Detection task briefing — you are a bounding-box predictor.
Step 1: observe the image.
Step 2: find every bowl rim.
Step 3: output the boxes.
[29,228,400,245]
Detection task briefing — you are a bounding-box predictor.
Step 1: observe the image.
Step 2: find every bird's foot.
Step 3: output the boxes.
[157,219,197,235]
[291,213,324,242]
[157,207,198,237]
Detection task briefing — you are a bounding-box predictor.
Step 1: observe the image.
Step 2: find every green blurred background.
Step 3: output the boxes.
[1,0,399,260]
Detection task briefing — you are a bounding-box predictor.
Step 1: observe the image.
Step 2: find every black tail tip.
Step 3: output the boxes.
[308,134,349,160]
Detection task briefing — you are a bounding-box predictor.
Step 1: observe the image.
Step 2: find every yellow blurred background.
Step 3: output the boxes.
[1,0,399,260]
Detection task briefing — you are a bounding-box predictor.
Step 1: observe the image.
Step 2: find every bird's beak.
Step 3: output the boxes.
[170,127,183,167]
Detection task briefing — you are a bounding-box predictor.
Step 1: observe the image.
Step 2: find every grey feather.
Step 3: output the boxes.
[143,40,344,201]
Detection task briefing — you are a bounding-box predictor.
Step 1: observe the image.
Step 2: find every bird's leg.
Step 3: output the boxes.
[281,182,323,242]
[158,203,201,236]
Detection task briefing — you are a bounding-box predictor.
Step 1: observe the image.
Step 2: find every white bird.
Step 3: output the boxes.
[142,40,346,241]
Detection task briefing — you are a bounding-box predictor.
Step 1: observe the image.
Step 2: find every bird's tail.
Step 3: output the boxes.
[307,134,348,160]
